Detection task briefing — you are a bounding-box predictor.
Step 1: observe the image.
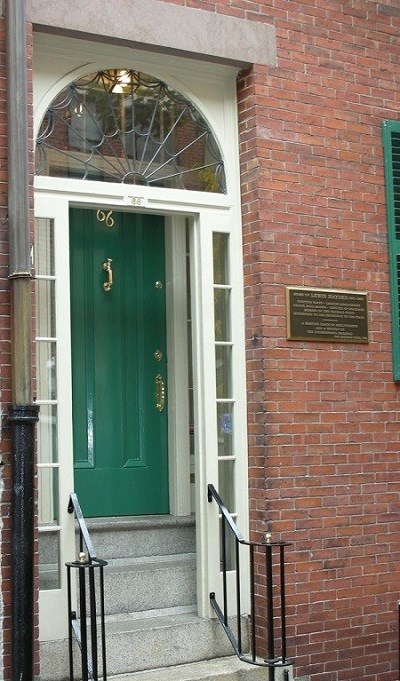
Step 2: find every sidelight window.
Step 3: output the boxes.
[213,231,237,569]
[35,217,61,590]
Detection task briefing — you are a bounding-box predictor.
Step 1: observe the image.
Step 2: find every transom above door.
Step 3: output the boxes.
[36,68,226,193]
[70,207,169,517]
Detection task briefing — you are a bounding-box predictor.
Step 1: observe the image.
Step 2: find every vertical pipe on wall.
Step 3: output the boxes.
[7,0,31,282]
[6,1,40,680]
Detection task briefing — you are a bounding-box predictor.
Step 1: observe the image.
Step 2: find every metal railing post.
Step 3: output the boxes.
[100,565,107,681]
[280,544,288,664]
[235,537,242,655]
[67,494,108,681]
[78,561,89,681]
[249,544,256,662]
[207,484,293,678]
[265,542,275,681]
[67,566,74,681]
[89,567,99,680]
[222,516,228,626]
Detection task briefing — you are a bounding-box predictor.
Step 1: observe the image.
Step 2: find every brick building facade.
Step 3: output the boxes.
[1,2,400,681]
[240,4,400,679]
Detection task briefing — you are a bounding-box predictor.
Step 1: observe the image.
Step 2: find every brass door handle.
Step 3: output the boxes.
[103,258,113,291]
[155,374,165,412]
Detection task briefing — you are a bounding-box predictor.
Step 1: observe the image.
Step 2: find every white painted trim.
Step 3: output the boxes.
[165,216,191,516]
[34,176,233,211]
[191,209,250,616]
[190,213,218,616]
[35,195,76,642]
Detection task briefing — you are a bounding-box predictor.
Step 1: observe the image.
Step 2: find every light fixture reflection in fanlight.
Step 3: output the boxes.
[111,69,131,93]
[73,103,84,117]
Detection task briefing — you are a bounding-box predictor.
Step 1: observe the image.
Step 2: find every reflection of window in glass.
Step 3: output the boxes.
[38,467,59,526]
[37,341,57,401]
[36,280,56,337]
[35,217,61,591]
[213,233,229,284]
[38,404,58,464]
[218,459,235,512]
[217,402,234,457]
[39,531,61,590]
[219,517,236,572]
[215,345,232,399]
[68,99,102,151]
[35,218,55,276]
[36,70,226,192]
[214,288,231,341]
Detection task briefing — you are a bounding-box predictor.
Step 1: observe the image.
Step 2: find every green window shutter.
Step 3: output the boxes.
[382,120,400,381]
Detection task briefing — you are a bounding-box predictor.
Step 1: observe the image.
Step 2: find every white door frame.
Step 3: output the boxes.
[34,34,249,641]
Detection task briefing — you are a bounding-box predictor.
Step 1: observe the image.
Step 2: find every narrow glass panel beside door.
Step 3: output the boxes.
[35,217,62,592]
[213,231,236,541]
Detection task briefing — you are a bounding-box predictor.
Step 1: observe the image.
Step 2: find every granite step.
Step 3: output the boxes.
[84,515,196,560]
[106,656,300,681]
[40,608,248,680]
[104,552,196,615]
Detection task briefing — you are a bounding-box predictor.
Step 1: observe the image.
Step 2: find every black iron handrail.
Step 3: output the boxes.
[67,493,108,681]
[208,483,293,681]
[68,492,97,561]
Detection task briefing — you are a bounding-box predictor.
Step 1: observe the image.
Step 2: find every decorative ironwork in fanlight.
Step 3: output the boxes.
[35,69,226,193]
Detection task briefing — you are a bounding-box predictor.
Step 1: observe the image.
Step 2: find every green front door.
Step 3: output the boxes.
[70,208,169,517]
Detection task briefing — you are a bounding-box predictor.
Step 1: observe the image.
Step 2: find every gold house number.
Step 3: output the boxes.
[96,209,115,228]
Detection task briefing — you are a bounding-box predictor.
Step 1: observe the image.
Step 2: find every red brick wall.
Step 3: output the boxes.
[238,2,400,681]
[0,16,38,680]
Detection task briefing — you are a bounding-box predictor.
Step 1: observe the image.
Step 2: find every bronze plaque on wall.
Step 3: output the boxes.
[286,287,369,343]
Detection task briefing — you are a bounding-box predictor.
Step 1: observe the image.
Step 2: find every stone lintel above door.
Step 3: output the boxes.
[27,0,276,68]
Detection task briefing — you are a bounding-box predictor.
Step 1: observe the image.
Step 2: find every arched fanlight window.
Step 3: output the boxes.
[35,69,226,193]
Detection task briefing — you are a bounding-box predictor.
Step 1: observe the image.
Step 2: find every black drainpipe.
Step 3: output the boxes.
[6,1,40,680]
